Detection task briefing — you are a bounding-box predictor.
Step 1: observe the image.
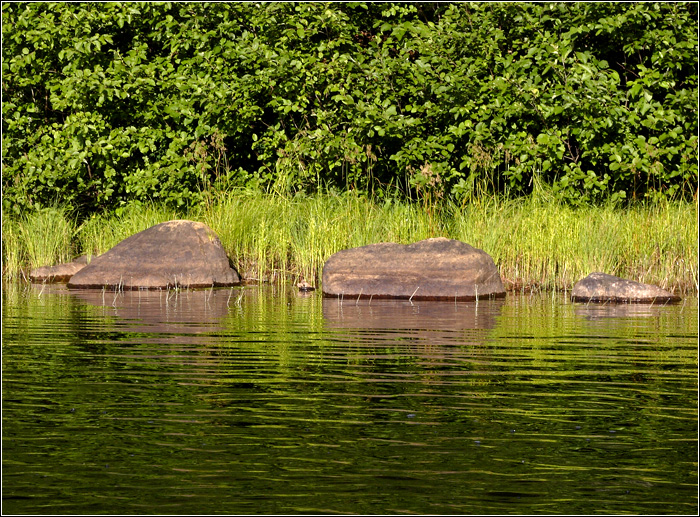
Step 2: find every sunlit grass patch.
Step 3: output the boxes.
[2,206,76,280]
[75,203,183,258]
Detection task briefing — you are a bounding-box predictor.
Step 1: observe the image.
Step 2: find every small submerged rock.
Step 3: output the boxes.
[322,237,505,301]
[571,272,680,304]
[30,255,90,283]
[297,280,315,292]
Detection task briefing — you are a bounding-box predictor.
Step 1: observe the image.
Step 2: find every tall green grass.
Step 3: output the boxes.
[3,191,698,293]
[448,195,698,293]
[75,203,183,257]
[2,206,75,281]
[201,191,438,284]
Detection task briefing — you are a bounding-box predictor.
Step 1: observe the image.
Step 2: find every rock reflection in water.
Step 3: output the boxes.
[322,298,505,370]
[322,297,504,331]
[574,301,676,320]
[45,285,244,335]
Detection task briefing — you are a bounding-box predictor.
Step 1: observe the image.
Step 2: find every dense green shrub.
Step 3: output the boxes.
[2,2,697,215]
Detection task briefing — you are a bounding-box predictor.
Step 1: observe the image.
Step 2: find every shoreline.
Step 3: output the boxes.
[3,280,699,305]
[2,191,698,294]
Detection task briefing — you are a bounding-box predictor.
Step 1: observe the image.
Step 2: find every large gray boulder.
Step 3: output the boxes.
[67,220,240,289]
[571,272,680,304]
[322,237,505,301]
[30,255,89,283]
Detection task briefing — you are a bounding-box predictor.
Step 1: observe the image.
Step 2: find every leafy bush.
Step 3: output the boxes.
[2,2,697,216]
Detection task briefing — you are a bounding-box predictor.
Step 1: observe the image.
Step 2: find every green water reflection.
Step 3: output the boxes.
[2,284,697,514]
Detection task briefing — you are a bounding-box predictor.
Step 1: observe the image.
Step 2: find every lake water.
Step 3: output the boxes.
[2,283,697,515]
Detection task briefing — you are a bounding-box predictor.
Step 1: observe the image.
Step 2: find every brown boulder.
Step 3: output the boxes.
[67,220,240,289]
[322,237,505,301]
[30,255,89,283]
[571,272,680,304]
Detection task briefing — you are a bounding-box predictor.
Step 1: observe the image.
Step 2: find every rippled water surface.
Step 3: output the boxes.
[2,284,697,514]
